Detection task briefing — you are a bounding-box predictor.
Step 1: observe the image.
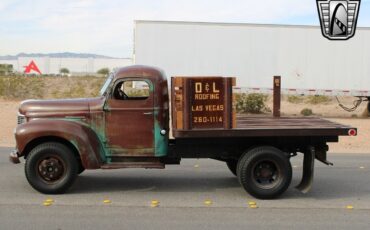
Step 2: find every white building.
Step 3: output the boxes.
[0,57,132,75]
[134,20,370,95]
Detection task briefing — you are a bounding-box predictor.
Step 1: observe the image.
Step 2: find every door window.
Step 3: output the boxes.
[113,80,150,100]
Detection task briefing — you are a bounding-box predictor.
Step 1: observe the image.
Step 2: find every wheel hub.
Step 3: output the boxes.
[37,156,65,182]
[253,161,280,189]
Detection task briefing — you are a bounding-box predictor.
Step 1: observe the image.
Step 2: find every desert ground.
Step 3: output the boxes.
[1,97,369,153]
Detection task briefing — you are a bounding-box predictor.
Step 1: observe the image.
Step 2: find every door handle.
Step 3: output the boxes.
[143,112,153,115]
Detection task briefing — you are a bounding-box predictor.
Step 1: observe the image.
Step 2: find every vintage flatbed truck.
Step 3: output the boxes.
[10,65,357,199]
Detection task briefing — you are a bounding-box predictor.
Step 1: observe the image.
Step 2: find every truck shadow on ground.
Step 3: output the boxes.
[70,173,241,194]
[285,175,370,200]
[68,170,370,201]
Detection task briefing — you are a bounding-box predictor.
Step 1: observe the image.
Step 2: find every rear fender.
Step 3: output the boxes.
[15,119,105,169]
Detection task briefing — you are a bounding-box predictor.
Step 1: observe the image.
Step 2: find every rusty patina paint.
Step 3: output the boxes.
[154,111,168,157]
[104,66,169,158]
[154,74,169,157]
[104,81,155,156]
[15,65,170,168]
[15,119,103,169]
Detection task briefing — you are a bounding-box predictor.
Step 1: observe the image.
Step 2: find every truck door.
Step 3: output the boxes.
[104,79,154,156]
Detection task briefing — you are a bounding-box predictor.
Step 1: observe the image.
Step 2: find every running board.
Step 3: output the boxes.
[295,146,315,194]
[101,162,165,169]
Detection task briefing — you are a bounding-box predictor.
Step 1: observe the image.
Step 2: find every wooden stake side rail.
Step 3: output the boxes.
[171,76,356,139]
[236,116,350,128]
[173,115,355,138]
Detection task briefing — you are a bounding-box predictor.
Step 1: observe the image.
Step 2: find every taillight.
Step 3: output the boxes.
[348,129,357,136]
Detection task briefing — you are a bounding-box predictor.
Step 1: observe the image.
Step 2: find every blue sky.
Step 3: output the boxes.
[0,0,369,57]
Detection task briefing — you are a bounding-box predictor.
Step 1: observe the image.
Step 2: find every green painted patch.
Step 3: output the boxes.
[154,111,168,157]
[61,117,107,162]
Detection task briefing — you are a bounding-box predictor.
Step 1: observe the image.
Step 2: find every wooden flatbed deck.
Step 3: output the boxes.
[173,115,356,138]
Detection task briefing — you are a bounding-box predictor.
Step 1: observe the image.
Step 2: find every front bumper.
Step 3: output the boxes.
[9,150,20,164]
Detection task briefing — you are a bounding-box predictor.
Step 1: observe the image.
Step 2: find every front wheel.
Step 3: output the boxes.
[25,142,78,194]
[237,146,292,199]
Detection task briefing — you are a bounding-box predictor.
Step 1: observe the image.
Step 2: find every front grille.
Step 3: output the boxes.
[17,115,26,125]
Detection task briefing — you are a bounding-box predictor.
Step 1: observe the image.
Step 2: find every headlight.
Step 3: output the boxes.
[17,113,26,125]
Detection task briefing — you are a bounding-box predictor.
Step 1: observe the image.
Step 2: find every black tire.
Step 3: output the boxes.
[226,160,237,176]
[237,146,292,199]
[25,142,78,194]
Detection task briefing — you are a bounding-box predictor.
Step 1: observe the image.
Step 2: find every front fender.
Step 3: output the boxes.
[15,119,105,169]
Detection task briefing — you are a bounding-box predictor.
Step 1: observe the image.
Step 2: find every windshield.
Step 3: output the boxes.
[99,74,114,96]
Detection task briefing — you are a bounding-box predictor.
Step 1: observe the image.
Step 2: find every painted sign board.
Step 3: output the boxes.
[171,76,235,131]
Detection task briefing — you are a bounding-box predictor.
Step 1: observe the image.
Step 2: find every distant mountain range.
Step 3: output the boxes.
[0,52,123,60]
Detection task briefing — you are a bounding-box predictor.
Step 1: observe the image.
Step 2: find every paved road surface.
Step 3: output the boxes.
[0,147,369,229]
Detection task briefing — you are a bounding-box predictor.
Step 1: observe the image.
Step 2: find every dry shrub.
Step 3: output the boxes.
[307,95,331,104]
[301,108,313,116]
[0,77,45,99]
[287,95,304,104]
[235,93,268,114]
[0,76,106,100]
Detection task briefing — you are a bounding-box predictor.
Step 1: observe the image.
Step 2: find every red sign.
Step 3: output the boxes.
[24,60,42,74]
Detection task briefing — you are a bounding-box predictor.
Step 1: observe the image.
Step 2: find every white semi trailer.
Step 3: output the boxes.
[134,20,370,103]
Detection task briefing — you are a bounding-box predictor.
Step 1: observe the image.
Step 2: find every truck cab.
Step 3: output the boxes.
[101,66,170,160]
[13,66,170,164]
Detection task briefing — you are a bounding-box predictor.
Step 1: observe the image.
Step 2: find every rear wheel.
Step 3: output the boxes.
[25,142,78,194]
[237,146,292,199]
[226,160,237,176]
